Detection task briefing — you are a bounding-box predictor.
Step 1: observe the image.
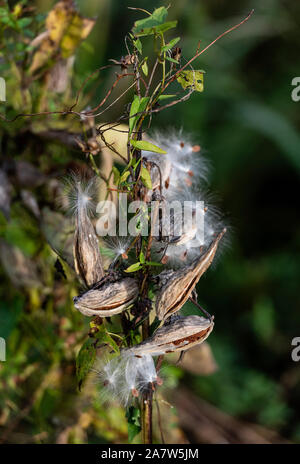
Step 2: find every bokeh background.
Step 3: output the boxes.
[0,0,299,443]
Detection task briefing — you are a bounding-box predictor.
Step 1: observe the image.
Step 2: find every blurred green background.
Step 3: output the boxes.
[0,0,300,443]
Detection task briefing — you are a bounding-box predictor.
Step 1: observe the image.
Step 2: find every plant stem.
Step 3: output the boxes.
[142,386,153,444]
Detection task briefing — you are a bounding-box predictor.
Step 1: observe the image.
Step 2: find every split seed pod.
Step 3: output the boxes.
[148,155,172,191]
[156,228,226,320]
[73,181,104,287]
[131,315,214,356]
[73,275,139,317]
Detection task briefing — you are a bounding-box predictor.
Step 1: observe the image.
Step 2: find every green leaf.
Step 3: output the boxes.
[146,261,163,267]
[129,95,141,134]
[130,139,167,154]
[95,325,120,354]
[136,21,177,37]
[139,250,145,264]
[161,36,180,52]
[133,6,168,34]
[132,7,177,37]
[124,262,142,273]
[177,70,205,92]
[112,166,120,185]
[133,38,142,54]
[158,94,176,101]
[140,165,152,189]
[126,406,141,442]
[76,338,96,391]
[155,21,177,34]
[129,95,149,134]
[140,21,177,37]
[120,170,130,183]
[142,60,148,76]
[165,56,179,64]
[128,422,141,442]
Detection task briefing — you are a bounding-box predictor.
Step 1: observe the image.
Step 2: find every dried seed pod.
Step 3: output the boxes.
[72,181,104,287]
[162,205,198,246]
[156,229,226,320]
[73,216,104,287]
[73,275,138,317]
[131,315,214,356]
[147,155,172,191]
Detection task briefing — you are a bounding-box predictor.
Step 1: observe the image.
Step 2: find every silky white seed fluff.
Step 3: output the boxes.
[99,351,158,406]
[141,130,229,267]
[60,172,99,222]
[101,236,132,261]
[151,185,227,267]
[146,129,210,188]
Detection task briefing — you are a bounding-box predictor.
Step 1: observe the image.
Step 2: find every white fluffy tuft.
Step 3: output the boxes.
[60,172,99,221]
[143,130,229,267]
[98,351,158,406]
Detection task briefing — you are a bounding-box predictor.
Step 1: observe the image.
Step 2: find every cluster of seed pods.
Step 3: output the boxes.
[70,132,226,404]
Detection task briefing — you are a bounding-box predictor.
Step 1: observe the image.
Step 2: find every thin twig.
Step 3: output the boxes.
[162,10,254,92]
[145,58,159,97]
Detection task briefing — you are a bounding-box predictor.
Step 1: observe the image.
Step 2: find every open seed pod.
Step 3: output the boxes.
[155,228,226,320]
[131,315,214,356]
[147,154,172,191]
[73,197,104,288]
[73,275,139,317]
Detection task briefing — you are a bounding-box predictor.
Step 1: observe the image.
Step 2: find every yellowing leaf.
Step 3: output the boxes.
[142,60,148,76]
[125,262,142,273]
[46,1,71,44]
[29,39,56,74]
[112,166,120,185]
[177,70,205,92]
[140,166,152,189]
[29,1,95,74]
[120,170,130,183]
[61,15,96,58]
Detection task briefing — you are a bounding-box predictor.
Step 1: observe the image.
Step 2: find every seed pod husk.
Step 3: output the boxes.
[73,275,138,317]
[73,201,104,287]
[148,155,172,191]
[156,229,226,320]
[131,315,214,356]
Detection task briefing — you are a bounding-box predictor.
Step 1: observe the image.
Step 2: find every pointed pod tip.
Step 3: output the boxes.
[214,227,227,243]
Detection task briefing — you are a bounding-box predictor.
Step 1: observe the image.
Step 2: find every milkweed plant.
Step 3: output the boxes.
[0,3,253,444]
